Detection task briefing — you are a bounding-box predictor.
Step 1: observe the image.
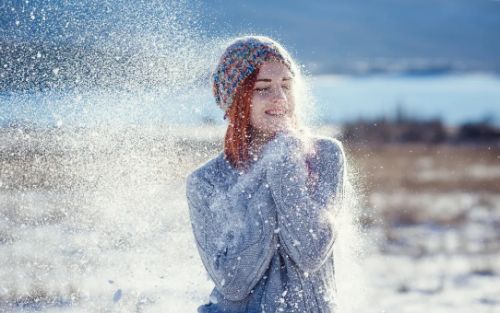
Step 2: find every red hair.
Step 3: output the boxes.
[224,69,260,170]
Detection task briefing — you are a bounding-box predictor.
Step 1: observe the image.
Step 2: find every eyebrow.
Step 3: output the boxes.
[255,77,293,82]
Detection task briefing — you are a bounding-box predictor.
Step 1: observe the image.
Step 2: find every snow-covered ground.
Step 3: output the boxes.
[0,127,499,312]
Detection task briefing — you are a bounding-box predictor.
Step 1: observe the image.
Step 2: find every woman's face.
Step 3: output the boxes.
[250,61,295,136]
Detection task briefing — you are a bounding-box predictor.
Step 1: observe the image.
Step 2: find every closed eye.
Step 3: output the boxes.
[254,87,270,91]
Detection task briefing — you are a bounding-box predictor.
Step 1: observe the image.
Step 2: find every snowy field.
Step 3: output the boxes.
[0,126,498,313]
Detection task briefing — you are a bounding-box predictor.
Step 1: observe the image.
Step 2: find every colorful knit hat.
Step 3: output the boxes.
[213,36,295,112]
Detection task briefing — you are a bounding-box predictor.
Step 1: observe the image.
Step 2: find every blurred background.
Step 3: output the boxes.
[1,0,499,312]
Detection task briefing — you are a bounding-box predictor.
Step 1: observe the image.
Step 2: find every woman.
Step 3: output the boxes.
[186,36,346,313]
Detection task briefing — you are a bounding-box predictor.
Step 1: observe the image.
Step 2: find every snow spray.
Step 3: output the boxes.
[0,1,372,311]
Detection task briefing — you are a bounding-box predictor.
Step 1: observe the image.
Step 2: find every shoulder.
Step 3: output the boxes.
[304,135,346,174]
[311,135,345,163]
[186,153,224,194]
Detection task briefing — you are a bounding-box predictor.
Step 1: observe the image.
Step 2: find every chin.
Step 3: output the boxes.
[263,124,287,135]
[253,117,293,135]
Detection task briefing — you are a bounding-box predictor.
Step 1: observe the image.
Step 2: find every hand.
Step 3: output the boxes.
[260,131,304,167]
[265,111,298,134]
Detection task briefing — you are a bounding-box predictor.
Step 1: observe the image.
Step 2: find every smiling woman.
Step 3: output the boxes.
[250,62,296,139]
[223,60,299,169]
[186,36,346,313]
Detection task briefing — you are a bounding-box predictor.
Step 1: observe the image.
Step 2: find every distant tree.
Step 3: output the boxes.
[341,115,448,145]
[457,121,500,143]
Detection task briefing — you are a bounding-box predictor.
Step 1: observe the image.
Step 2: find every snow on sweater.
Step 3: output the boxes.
[186,133,346,313]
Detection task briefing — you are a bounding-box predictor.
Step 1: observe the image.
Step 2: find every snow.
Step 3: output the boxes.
[1,127,497,312]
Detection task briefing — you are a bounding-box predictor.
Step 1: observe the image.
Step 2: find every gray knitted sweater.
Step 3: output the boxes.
[186,133,345,313]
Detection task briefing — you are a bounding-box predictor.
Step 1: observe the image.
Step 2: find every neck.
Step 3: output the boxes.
[248,127,275,158]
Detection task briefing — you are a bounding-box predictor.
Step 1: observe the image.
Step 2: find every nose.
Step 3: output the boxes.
[271,86,287,103]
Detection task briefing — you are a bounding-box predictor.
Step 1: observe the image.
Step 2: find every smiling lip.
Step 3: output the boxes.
[265,108,286,116]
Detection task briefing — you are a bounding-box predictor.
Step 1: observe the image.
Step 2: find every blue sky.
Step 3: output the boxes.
[2,0,500,74]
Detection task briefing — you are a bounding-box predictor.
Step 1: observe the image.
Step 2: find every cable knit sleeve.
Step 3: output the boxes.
[186,165,277,301]
[264,134,345,273]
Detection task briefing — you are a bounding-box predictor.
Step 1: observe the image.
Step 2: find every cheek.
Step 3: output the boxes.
[249,101,266,127]
[250,99,279,132]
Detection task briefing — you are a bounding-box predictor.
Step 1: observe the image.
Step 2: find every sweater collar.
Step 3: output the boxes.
[216,152,264,177]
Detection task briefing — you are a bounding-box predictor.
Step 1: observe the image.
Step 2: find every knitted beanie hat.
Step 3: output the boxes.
[213,36,295,112]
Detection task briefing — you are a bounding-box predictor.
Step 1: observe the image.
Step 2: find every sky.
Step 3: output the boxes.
[1,0,500,74]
